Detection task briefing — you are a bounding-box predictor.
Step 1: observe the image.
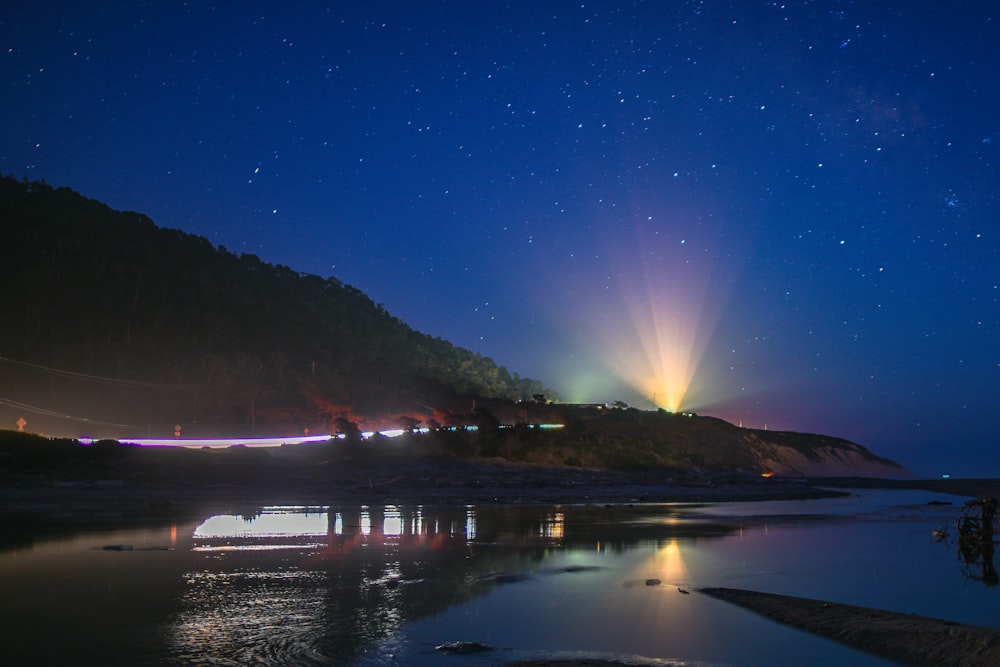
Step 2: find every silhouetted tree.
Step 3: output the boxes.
[0,174,558,435]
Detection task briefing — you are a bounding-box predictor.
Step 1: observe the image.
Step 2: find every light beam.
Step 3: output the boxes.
[558,210,737,412]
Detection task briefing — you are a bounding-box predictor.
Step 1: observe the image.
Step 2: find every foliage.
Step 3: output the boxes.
[0,175,554,436]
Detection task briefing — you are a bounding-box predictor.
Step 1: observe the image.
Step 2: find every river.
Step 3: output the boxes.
[1,489,995,665]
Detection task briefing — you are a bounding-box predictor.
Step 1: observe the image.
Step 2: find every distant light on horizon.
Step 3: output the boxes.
[559,218,735,414]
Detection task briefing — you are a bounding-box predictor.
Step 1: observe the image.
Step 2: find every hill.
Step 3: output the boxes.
[456,402,909,477]
[0,176,908,478]
[0,175,550,438]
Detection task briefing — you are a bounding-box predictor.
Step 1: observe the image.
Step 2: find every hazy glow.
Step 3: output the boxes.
[564,218,734,412]
[618,283,708,412]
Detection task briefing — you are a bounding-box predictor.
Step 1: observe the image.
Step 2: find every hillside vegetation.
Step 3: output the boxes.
[0,175,549,437]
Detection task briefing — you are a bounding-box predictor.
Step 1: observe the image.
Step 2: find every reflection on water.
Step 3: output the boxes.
[954,497,999,587]
[0,491,996,666]
[172,569,330,665]
[171,505,490,665]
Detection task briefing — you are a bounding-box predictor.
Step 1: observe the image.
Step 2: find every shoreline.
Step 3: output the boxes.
[3,456,997,512]
[699,587,1000,667]
[804,475,1000,499]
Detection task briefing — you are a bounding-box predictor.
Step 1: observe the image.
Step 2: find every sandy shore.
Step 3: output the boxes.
[806,476,1000,500]
[507,585,1000,667]
[0,457,849,515]
[505,582,1000,667]
[699,587,1000,667]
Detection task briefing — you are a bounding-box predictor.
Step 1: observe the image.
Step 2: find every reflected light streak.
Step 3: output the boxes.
[651,538,691,585]
[193,543,327,552]
[540,512,565,540]
[383,508,403,537]
[466,509,476,542]
[194,508,329,538]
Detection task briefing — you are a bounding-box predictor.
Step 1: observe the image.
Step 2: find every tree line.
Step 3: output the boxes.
[0,175,553,436]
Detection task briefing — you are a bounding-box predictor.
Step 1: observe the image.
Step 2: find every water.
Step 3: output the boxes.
[0,489,995,665]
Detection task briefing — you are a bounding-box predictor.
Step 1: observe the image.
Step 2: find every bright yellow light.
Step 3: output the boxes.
[576,222,730,412]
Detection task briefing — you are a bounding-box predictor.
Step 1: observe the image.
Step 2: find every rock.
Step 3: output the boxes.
[435,641,493,654]
[482,571,532,584]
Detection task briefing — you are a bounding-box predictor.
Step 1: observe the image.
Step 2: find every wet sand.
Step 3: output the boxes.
[699,587,1000,667]
[507,584,1000,667]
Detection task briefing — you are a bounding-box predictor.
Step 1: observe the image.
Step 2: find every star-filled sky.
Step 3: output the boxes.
[2,2,997,476]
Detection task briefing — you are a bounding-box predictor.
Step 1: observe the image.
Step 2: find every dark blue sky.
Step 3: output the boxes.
[2,2,997,476]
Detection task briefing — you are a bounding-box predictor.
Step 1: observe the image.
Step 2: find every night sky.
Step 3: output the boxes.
[2,2,997,476]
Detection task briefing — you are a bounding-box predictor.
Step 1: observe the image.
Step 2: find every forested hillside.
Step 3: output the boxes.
[0,176,551,437]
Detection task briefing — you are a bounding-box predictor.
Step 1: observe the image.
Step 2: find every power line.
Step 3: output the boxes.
[0,396,132,428]
[0,356,207,389]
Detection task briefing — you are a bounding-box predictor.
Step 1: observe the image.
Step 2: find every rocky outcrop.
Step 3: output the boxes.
[746,431,910,477]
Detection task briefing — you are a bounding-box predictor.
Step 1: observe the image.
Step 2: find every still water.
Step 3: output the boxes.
[1,489,996,666]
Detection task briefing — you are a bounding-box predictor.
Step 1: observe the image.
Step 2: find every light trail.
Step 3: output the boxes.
[79,427,463,448]
[77,424,564,448]
[80,434,336,448]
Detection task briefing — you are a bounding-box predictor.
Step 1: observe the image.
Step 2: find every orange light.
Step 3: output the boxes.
[580,225,729,412]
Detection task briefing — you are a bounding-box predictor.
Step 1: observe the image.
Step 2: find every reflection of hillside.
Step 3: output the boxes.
[169,505,552,663]
[166,503,746,663]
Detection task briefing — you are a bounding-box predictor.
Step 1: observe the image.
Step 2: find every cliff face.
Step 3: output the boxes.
[743,432,910,477]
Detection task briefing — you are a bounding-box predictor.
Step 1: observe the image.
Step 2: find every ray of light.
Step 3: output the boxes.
[567,218,734,413]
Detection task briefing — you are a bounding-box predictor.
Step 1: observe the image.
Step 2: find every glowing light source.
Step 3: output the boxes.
[562,215,735,412]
